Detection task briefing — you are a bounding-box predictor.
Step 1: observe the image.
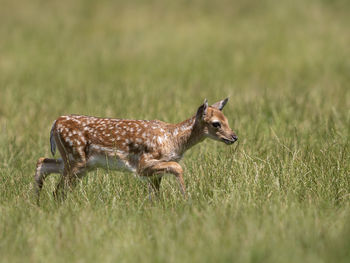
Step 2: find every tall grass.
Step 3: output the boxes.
[0,0,349,262]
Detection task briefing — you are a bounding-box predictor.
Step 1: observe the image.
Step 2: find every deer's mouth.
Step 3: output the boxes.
[221,134,238,145]
[222,138,236,145]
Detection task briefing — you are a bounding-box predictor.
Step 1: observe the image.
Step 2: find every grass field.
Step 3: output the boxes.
[0,0,349,262]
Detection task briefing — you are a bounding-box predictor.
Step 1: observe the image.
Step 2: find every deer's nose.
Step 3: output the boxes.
[231,134,238,142]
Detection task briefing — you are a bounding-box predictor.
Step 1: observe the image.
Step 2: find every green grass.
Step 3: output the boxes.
[0,0,349,262]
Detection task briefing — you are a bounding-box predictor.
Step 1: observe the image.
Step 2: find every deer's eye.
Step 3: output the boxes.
[212,121,221,128]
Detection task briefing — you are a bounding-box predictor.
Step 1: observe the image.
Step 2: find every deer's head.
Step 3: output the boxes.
[196,98,238,145]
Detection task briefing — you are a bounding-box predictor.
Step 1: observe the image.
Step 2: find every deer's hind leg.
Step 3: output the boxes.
[35,157,64,202]
[53,145,88,201]
[53,128,88,201]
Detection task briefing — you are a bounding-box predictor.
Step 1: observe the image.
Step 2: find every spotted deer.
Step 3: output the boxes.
[35,98,238,201]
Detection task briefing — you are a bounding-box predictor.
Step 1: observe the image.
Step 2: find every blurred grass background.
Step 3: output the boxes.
[0,0,349,262]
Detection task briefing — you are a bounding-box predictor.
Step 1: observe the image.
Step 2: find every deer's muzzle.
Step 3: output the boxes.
[222,134,238,145]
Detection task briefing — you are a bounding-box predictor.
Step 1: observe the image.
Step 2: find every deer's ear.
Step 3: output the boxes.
[211,98,228,111]
[196,99,208,119]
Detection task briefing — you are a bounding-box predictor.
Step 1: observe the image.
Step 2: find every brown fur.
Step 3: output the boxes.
[34,99,237,202]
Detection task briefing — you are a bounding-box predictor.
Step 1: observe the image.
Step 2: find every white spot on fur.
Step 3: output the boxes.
[157,137,164,144]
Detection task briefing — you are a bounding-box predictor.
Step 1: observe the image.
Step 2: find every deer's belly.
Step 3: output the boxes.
[87,154,137,173]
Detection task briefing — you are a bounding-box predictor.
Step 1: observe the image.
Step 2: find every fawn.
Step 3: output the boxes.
[34,98,237,201]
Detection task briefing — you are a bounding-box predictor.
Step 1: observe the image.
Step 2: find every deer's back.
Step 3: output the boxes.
[53,115,176,161]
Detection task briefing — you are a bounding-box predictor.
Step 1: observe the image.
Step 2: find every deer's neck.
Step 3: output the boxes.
[171,116,206,155]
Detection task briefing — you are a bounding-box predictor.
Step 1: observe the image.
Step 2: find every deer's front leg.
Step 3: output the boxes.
[140,160,186,197]
[147,176,162,201]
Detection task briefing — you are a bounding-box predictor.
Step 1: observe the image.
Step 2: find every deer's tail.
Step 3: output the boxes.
[50,120,57,156]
